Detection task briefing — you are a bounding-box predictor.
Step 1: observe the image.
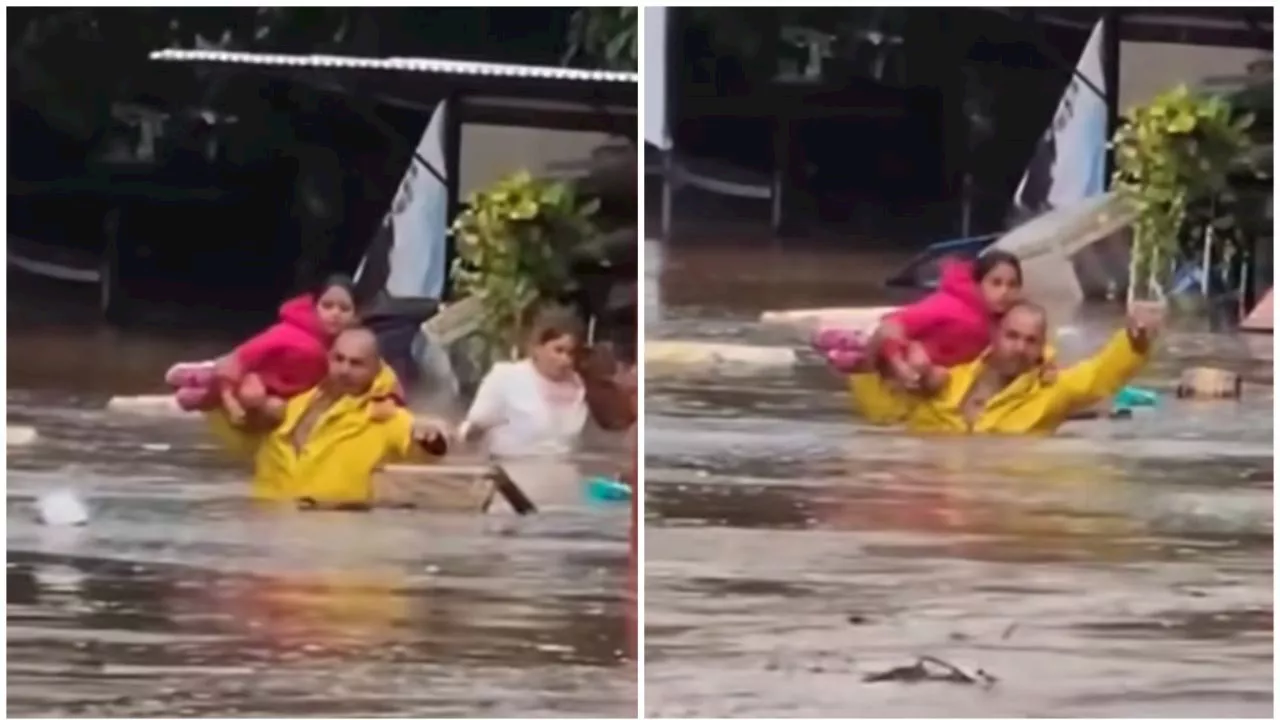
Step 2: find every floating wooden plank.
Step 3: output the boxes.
[373,462,537,515]
[1177,367,1243,399]
[374,463,499,513]
[421,295,485,346]
[645,340,796,369]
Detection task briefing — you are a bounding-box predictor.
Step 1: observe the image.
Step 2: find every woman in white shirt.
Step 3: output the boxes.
[459,309,590,459]
[459,309,634,512]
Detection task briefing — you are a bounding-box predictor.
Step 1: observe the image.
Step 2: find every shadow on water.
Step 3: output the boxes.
[644,239,1273,718]
[7,279,636,718]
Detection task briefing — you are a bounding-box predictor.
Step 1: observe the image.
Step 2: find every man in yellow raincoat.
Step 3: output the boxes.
[848,301,1160,434]
[208,327,447,507]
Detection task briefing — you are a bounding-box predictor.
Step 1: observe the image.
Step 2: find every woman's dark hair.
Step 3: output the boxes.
[973,250,1022,285]
[313,274,357,306]
[526,306,583,346]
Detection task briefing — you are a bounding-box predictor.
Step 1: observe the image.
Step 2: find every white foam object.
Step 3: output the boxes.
[646,341,797,368]
[759,306,900,333]
[105,395,186,416]
[7,425,39,446]
[36,489,90,526]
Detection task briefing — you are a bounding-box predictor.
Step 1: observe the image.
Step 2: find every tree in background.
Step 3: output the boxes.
[563,7,637,72]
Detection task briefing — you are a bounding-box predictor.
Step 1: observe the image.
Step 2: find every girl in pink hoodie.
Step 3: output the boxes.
[165,276,400,427]
[814,251,1026,390]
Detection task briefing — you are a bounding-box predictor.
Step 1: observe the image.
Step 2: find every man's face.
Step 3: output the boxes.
[988,306,1047,377]
[327,330,381,394]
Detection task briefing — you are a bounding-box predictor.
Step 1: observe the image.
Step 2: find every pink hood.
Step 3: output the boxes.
[276,294,329,341]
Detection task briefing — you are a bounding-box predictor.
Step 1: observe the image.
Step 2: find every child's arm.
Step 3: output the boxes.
[215,325,290,420]
[875,296,950,387]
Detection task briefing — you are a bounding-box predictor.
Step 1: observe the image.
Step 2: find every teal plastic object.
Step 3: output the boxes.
[584,475,632,504]
[1113,385,1159,411]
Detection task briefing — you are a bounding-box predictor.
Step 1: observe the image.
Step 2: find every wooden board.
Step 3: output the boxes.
[373,463,498,513]
[373,462,537,515]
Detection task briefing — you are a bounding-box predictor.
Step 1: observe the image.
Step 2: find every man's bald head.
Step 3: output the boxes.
[334,327,380,359]
[989,301,1049,378]
[1002,302,1048,334]
[328,326,383,394]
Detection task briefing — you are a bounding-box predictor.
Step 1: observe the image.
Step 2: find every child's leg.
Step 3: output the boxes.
[812,328,869,374]
[165,360,218,388]
[174,385,220,412]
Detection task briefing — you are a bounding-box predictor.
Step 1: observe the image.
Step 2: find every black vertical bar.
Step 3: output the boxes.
[442,93,463,300]
[1101,9,1122,189]
[661,6,682,239]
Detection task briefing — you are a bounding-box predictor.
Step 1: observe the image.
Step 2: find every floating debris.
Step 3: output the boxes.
[863,655,997,687]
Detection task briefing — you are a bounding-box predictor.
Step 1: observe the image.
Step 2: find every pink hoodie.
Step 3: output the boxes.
[229,294,332,398]
[881,259,994,367]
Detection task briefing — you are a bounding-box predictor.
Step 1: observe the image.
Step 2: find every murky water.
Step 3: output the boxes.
[644,240,1274,718]
[7,280,636,718]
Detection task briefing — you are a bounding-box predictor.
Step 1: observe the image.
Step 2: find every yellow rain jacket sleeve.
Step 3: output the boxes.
[207,365,444,504]
[847,332,1149,435]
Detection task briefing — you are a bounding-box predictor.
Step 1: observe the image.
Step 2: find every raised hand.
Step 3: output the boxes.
[1126,300,1165,352]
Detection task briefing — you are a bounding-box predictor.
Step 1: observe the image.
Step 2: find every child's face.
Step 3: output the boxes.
[316,286,356,336]
[980,262,1022,315]
[530,333,578,382]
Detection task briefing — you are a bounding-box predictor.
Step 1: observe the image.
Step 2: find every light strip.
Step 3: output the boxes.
[148,49,637,84]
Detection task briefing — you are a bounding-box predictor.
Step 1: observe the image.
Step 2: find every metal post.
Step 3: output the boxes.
[442,93,463,300]
[1101,9,1122,188]
[661,149,674,239]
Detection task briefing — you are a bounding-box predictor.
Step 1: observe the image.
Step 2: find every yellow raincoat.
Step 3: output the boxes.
[207,365,441,503]
[848,330,1149,434]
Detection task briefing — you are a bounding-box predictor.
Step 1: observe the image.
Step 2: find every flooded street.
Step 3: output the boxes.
[644,239,1273,718]
[7,281,636,718]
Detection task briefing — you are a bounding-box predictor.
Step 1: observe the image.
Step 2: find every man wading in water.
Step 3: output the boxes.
[849,301,1162,434]
[207,327,448,509]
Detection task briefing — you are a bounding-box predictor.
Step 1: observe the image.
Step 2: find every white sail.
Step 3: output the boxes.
[355,99,449,301]
[1013,19,1108,214]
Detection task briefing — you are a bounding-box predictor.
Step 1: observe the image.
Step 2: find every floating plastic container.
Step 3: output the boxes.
[584,475,632,505]
[1113,385,1160,411]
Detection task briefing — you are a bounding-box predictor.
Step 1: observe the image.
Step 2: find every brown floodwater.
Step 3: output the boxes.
[6,276,636,718]
[644,239,1274,718]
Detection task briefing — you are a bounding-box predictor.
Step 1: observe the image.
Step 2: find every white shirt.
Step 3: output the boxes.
[463,360,587,459]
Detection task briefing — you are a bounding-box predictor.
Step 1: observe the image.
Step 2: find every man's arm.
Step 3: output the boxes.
[204,408,267,460]
[846,372,919,425]
[384,409,450,462]
[1052,307,1158,411]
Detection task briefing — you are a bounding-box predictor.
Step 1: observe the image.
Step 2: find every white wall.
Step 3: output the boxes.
[459,124,613,198]
[1118,41,1270,111]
